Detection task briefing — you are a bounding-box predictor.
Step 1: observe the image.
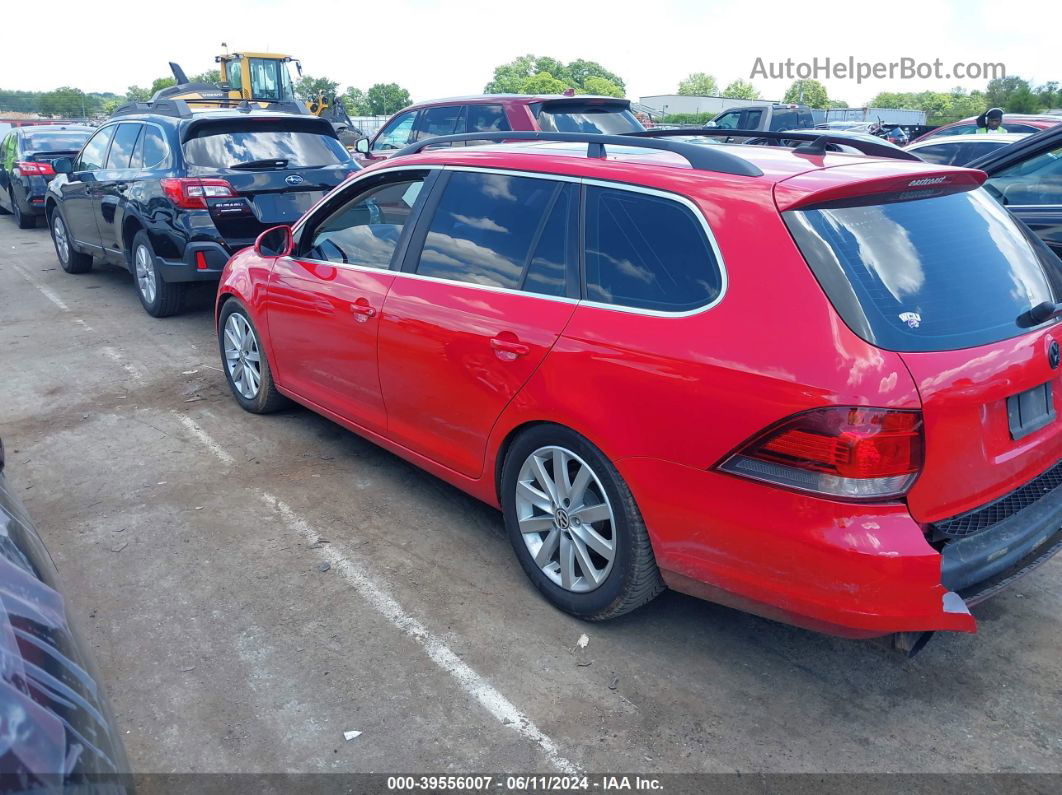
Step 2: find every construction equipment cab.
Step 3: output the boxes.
[158,53,303,108]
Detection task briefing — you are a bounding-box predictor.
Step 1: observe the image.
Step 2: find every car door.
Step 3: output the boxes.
[59,125,115,250]
[377,169,579,478]
[94,122,141,257]
[264,168,436,433]
[359,110,418,165]
[983,142,1062,258]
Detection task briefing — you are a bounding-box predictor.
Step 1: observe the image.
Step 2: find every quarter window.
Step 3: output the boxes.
[413,106,463,141]
[414,171,566,291]
[105,123,141,169]
[139,127,169,169]
[584,187,722,312]
[985,146,1062,206]
[304,176,426,268]
[467,104,511,133]
[76,126,115,171]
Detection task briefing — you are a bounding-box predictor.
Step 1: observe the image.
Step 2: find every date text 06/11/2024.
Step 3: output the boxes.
[386,775,665,791]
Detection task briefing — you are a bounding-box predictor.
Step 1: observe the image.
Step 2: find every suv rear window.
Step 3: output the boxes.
[22,131,91,153]
[784,189,1062,352]
[182,121,350,169]
[534,102,643,134]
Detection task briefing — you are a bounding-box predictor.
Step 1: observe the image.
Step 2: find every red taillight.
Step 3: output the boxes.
[718,407,923,501]
[160,177,236,209]
[15,161,54,176]
[195,251,208,270]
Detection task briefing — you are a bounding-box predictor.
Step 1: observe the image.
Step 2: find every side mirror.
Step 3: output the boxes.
[254,225,293,258]
[52,157,73,174]
[705,121,718,128]
[355,137,370,155]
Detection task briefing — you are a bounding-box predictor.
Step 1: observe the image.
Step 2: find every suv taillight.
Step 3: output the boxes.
[160,177,236,209]
[717,407,923,501]
[15,161,54,176]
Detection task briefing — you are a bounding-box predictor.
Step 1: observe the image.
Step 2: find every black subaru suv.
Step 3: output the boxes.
[46,99,358,316]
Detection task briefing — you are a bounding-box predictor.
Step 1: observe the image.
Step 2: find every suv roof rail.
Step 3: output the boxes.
[625,128,923,162]
[392,131,764,177]
[111,99,194,119]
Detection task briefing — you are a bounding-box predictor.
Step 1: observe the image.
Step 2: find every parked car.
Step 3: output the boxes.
[45,100,358,317]
[0,124,93,229]
[813,121,875,133]
[883,126,909,146]
[970,123,1062,259]
[707,103,815,141]
[215,129,1062,652]
[0,436,132,788]
[352,94,644,166]
[907,132,1029,166]
[910,113,1061,144]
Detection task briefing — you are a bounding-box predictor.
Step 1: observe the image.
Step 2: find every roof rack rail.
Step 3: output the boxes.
[111,99,194,119]
[625,129,923,162]
[392,131,764,177]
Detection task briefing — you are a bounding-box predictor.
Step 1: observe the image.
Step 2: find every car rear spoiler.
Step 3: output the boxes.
[774,167,987,212]
[625,128,924,162]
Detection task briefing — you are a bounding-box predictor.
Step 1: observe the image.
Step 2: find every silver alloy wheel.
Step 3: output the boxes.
[515,445,617,593]
[134,244,156,304]
[53,215,69,263]
[223,313,262,400]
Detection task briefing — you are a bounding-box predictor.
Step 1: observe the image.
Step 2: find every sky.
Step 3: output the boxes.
[5,0,1059,105]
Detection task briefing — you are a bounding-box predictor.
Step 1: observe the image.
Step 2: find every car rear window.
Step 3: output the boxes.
[23,131,91,153]
[534,102,643,134]
[784,189,1062,352]
[182,121,350,169]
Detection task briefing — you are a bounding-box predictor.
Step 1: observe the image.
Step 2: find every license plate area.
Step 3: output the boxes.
[1007,381,1056,440]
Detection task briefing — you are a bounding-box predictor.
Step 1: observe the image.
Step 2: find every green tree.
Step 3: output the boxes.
[582,76,623,98]
[38,87,96,118]
[484,54,626,95]
[567,59,625,93]
[366,83,412,115]
[677,72,718,96]
[189,70,221,85]
[125,85,151,102]
[150,77,177,95]
[986,75,1032,111]
[1035,81,1060,110]
[101,98,122,114]
[342,87,370,115]
[295,75,341,102]
[521,72,569,95]
[783,79,829,107]
[722,79,760,100]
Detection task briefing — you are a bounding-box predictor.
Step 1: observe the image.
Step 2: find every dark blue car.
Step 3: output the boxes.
[46,100,358,317]
[0,125,93,229]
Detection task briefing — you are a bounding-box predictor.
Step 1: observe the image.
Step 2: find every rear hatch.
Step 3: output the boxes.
[181,115,356,247]
[21,129,92,184]
[780,165,1062,522]
[530,98,644,134]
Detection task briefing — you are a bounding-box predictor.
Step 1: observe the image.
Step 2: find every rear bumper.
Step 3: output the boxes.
[617,457,1060,639]
[156,241,233,283]
[13,178,48,215]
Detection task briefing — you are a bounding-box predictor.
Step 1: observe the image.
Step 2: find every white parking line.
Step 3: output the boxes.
[173,414,236,465]
[163,410,579,773]
[101,346,146,384]
[11,262,70,312]
[260,491,581,776]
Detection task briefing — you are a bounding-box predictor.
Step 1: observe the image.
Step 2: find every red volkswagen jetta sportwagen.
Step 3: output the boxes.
[215,130,1062,650]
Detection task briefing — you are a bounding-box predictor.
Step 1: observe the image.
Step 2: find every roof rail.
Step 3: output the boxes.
[392,131,764,177]
[625,128,922,162]
[111,99,194,119]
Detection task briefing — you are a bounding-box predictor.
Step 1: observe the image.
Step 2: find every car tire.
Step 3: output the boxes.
[218,299,288,414]
[51,210,93,273]
[501,424,665,620]
[11,190,35,229]
[132,230,184,317]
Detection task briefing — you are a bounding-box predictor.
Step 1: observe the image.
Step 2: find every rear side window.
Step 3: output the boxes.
[784,189,1062,352]
[584,187,722,312]
[467,104,511,133]
[985,146,1062,206]
[413,106,463,141]
[414,171,568,291]
[182,122,350,168]
[105,123,141,169]
[137,127,169,169]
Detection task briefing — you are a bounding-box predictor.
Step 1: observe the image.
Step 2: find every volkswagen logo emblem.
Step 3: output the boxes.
[1049,340,1060,370]
[285,174,305,186]
[555,509,571,530]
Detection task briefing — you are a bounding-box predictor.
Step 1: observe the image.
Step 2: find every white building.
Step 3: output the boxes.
[638,94,778,117]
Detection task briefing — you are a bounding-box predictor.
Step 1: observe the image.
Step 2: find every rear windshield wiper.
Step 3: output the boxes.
[228,158,290,170]
[1017,301,1062,328]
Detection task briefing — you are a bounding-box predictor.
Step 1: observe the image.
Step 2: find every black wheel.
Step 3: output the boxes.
[218,299,288,414]
[51,210,93,273]
[11,190,35,229]
[501,424,664,620]
[131,230,185,317]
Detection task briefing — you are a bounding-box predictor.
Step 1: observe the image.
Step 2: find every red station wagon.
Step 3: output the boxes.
[216,129,1062,653]
[353,94,644,166]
